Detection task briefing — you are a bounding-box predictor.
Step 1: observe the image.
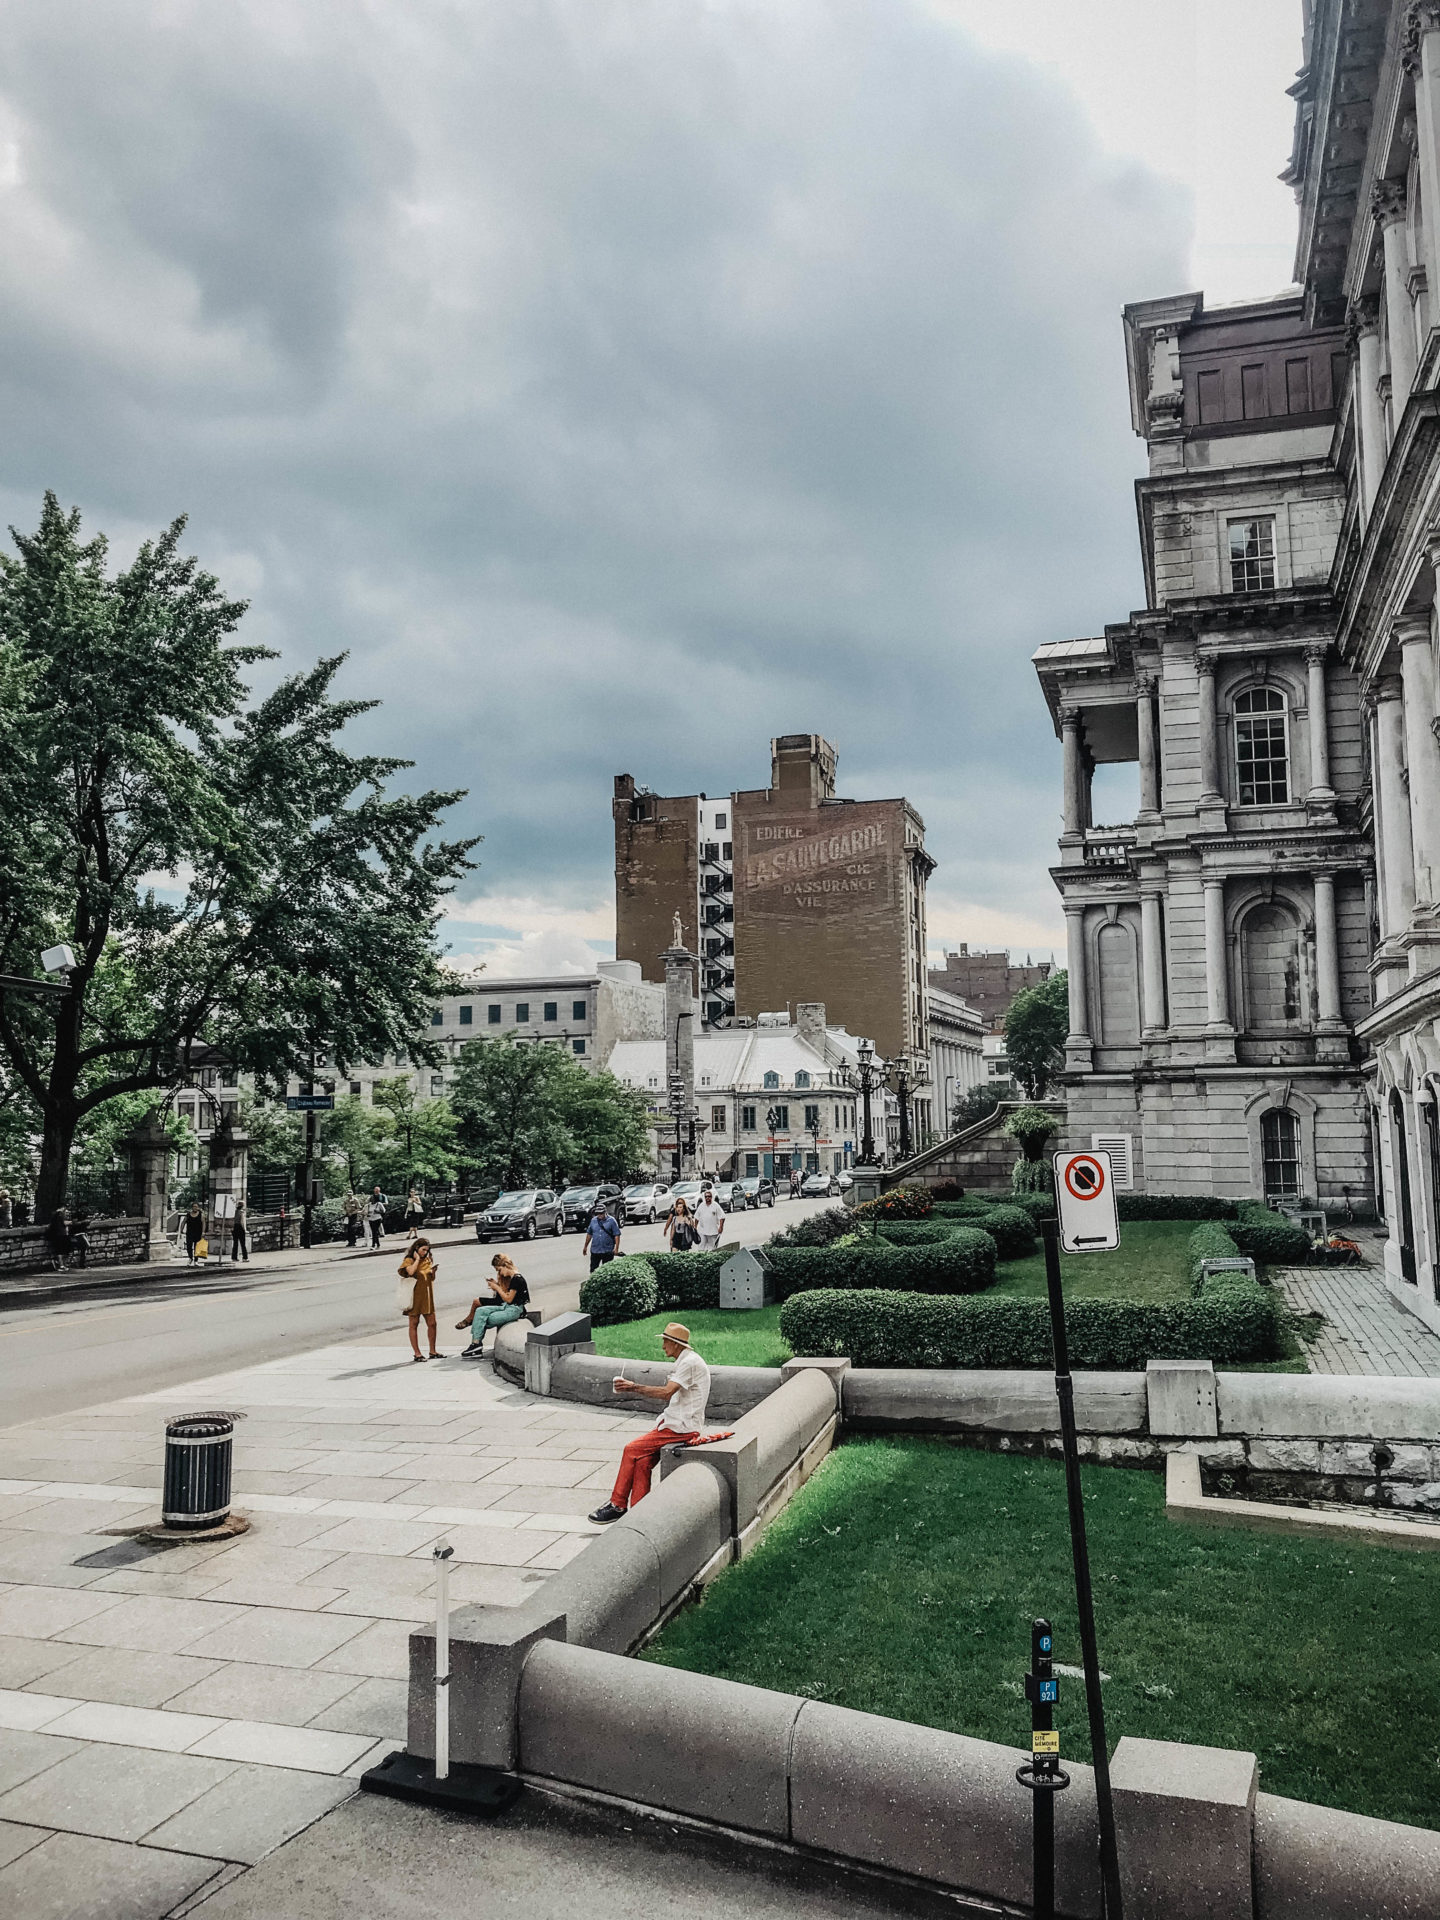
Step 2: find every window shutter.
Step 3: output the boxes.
[1091,1132,1134,1191]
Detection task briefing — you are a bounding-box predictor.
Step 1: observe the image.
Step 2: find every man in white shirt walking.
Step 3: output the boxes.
[693,1184,726,1251]
[589,1321,711,1521]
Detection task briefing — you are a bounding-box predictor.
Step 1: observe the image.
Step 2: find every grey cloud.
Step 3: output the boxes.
[0,0,1191,941]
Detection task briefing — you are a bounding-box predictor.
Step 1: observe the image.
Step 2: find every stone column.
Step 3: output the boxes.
[1203,879,1230,1030]
[1064,902,1092,1068]
[207,1113,250,1249]
[1313,872,1343,1029]
[1140,888,1166,1035]
[1196,654,1222,807]
[1398,614,1440,908]
[663,939,697,1178]
[1376,181,1419,408]
[1305,643,1335,803]
[1352,302,1387,515]
[122,1110,177,1264]
[1136,673,1160,820]
[1405,6,1440,316]
[1061,709,1084,837]
[1372,678,1417,939]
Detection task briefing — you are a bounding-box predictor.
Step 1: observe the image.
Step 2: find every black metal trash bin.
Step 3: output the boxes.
[162,1413,234,1530]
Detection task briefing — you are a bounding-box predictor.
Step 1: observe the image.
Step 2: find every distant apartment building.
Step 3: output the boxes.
[614,735,933,1063]
[927,946,1053,1033]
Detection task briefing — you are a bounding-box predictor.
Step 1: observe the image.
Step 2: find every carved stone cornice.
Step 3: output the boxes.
[1345,295,1381,351]
[1403,4,1440,77]
[1134,671,1156,697]
[1372,178,1408,226]
[1304,643,1330,668]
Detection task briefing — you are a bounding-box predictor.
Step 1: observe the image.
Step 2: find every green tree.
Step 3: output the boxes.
[370,1076,458,1189]
[450,1036,651,1188]
[320,1094,391,1195]
[0,496,477,1213]
[1003,971,1069,1098]
[951,1083,1000,1132]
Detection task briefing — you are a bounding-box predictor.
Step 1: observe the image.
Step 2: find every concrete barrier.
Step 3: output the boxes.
[842,1367,1148,1434]
[1218,1373,1440,1441]
[1254,1792,1440,1918]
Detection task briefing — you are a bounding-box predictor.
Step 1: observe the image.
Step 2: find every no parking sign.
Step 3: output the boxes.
[1052,1149,1120,1253]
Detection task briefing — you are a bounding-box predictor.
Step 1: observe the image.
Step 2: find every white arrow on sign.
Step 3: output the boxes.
[1052,1148,1120,1253]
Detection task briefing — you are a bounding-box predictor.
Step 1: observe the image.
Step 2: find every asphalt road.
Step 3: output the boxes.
[0,1196,831,1428]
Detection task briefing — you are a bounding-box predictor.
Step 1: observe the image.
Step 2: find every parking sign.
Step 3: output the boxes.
[1052,1149,1120,1253]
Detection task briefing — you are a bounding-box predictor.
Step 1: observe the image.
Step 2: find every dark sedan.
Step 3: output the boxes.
[476,1189,565,1241]
[559,1184,623,1231]
[735,1176,777,1208]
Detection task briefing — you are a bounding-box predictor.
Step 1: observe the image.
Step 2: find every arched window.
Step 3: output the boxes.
[1234,687,1289,805]
[1095,920,1140,1045]
[1260,1108,1301,1200]
[1241,902,1304,1031]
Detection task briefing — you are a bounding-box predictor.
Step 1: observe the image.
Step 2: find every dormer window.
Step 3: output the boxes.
[794,1070,811,1089]
[1234,687,1289,805]
[1228,516,1276,592]
[762,1070,780,1089]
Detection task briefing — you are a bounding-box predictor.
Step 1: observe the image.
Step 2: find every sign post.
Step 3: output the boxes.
[1044,1151,1124,1918]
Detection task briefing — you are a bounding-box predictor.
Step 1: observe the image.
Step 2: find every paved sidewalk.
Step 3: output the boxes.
[0,1327,653,1915]
[1273,1262,1440,1376]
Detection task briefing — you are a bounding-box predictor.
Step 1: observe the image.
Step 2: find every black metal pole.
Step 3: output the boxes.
[859,1072,875,1164]
[1030,1618,1056,1920]
[1040,1215,1123,1918]
[897,1069,911,1159]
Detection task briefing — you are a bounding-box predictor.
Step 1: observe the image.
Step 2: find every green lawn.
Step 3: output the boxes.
[642,1439,1438,1831]
[988,1219,1193,1302]
[592,1307,790,1370]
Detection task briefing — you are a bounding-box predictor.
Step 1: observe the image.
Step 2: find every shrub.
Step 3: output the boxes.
[855,1184,934,1222]
[1008,1191,1057,1223]
[1118,1194,1239,1221]
[1187,1221,1241,1291]
[780,1282,1278,1369]
[579,1254,658,1326]
[1011,1158,1055,1196]
[1231,1202,1310,1266]
[875,1221,957,1246]
[1003,1105,1061,1160]
[972,1203,1037,1260]
[930,1198,997,1219]
[770,1229,996,1299]
[765,1207,853,1251]
[649,1249,726,1310]
[930,1180,966,1201]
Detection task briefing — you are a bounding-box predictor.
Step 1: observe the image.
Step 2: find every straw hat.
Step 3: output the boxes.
[662,1321,691,1349]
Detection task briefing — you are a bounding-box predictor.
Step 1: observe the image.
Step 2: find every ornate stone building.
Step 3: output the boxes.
[1035,0,1440,1335]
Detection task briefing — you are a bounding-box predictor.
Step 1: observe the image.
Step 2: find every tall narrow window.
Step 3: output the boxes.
[1240,363,1267,419]
[1228,517,1276,592]
[1195,368,1224,423]
[1234,687,1289,804]
[1261,1108,1301,1201]
[1284,357,1312,414]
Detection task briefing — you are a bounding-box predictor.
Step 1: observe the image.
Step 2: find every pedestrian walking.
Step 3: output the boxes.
[183,1202,206,1266]
[693,1184,726,1251]
[590,1322,711,1521]
[0,1189,12,1229]
[456,1253,531,1358]
[665,1195,698,1252]
[403,1186,425,1238]
[583,1199,622,1272]
[69,1211,90,1269]
[366,1186,387,1249]
[45,1208,73,1271]
[230,1198,249,1264]
[789,1166,801,1199]
[398,1234,441,1361]
[343,1190,364,1248]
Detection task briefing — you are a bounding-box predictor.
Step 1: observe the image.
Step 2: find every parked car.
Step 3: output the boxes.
[559,1184,623,1231]
[836,1171,854,1191]
[667,1180,707,1211]
[736,1176,777,1208]
[621,1181,673,1223]
[710,1179,749,1212]
[801,1171,842,1198]
[477,1189,565,1241]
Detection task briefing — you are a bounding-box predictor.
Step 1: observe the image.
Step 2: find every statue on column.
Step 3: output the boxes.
[672,911,683,951]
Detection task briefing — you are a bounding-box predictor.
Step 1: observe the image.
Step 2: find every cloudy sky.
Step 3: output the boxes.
[0,0,1302,976]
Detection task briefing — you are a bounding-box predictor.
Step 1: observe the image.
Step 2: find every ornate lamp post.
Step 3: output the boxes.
[844,1039,882,1168]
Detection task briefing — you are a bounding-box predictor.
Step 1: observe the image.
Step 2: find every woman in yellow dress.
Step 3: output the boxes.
[399,1235,440,1361]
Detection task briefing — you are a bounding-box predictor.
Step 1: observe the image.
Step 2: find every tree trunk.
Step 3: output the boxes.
[35,1107,78,1218]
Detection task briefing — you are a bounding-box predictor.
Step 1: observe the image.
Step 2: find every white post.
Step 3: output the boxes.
[433,1539,453,1781]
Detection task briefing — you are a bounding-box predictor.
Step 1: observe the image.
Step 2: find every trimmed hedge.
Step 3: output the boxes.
[769,1230,997,1299]
[875,1222,957,1247]
[780,1270,1278,1369]
[579,1254,659,1326]
[972,1203,1037,1260]
[1232,1201,1310,1265]
[1118,1194,1238,1221]
[764,1207,853,1251]
[856,1185,934,1222]
[649,1249,728,1310]
[1187,1221,1242,1290]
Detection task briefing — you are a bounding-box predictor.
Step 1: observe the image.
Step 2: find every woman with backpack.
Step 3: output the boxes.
[398,1234,441,1361]
[456,1253,530,1359]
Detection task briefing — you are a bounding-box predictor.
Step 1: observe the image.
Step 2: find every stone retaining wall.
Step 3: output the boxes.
[0,1216,148,1273]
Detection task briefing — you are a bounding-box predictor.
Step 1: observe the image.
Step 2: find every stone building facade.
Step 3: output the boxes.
[1034,0,1440,1337]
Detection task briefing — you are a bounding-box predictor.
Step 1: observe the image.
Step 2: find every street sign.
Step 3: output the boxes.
[1052,1148,1119,1253]
[286,1094,334,1111]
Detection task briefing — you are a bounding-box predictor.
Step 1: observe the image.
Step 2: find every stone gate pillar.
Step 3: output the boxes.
[207,1112,251,1244]
[122,1110,176,1264]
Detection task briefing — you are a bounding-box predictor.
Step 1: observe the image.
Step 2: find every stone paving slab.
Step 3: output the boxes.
[1273,1263,1440,1376]
[0,1325,657,1916]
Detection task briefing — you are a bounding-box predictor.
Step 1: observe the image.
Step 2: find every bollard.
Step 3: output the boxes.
[433,1539,454,1783]
[1016,1616,1069,1919]
[161,1413,234,1530]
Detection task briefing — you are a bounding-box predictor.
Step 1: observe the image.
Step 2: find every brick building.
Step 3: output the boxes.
[927,946,1053,1033]
[613,736,933,1066]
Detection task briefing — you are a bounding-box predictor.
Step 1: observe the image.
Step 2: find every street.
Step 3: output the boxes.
[0,1199,829,1428]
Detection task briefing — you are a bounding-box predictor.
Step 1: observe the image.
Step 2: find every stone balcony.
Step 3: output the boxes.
[1058,822,1138,870]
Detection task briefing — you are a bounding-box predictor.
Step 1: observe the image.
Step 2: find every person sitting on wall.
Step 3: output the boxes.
[456,1253,530,1359]
[589,1321,711,1522]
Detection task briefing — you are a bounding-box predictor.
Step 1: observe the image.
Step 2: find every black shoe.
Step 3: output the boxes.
[589,1503,625,1524]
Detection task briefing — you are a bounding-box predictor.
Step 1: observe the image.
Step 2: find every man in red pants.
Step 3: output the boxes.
[589,1321,711,1522]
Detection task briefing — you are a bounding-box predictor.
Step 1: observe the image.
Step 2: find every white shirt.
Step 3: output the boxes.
[694,1200,725,1239]
[657,1348,711,1433]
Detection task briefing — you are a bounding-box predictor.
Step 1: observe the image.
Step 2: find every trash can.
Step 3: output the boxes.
[162,1413,234,1530]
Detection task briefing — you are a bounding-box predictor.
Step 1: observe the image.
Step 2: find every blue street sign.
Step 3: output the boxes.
[286,1094,334,1112]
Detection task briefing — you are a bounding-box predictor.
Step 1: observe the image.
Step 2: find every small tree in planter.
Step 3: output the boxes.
[1003,1106,1059,1195]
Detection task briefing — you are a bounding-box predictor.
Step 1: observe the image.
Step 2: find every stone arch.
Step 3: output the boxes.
[1243,1085,1317,1203]
[1229,886,1313,1034]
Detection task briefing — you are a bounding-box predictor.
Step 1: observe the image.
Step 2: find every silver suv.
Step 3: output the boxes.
[477,1189,564,1241]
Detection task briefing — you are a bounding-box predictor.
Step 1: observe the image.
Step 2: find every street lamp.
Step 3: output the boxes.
[843,1040,882,1168]
[0,945,76,999]
[888,1057,913,1162]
